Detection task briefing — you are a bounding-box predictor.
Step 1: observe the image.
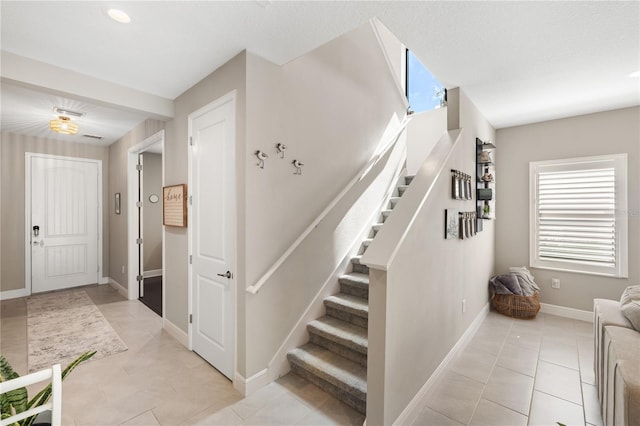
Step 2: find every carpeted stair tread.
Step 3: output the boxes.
[308,316,368,354]
[397,185,409,196]
[287,343,367,399]
[324,294,368,318]
[339,272,369,300]
[339,272,369,286]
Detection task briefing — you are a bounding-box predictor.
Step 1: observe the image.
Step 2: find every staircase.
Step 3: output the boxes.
[287,175,414,414]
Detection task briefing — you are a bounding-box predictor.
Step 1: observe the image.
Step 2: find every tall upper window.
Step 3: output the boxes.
[529,154,628,277]
[405,49,445,114]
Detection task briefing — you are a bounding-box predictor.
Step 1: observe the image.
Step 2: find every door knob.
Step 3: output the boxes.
[217,270,232,279]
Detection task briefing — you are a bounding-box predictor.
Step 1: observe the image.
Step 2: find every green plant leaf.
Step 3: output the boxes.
[22,351,96,426]
[0,355,28,416]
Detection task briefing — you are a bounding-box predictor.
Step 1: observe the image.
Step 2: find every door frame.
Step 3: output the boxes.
[187,90,238,375]
[127,130,165,304]
[24,153,103,294]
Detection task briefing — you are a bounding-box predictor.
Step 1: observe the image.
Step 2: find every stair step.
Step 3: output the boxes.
[339,272,369,299]
[381,209,393,222]
[389,197,401,208]
[288,343,366,414]
[397,185,409,196]
[351,255,369,274]
[308,316,368,366]
[325,294,368,328]
[405,175,415,185]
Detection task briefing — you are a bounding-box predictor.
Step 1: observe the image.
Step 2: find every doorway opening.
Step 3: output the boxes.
[127,131,164,318]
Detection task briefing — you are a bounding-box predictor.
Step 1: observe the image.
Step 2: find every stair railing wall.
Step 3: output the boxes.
[363,90,496,424]
[245,124,409,379]
[363,130,471,425]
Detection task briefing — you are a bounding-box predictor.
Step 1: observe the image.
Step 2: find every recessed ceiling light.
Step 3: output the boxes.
[628,70,640,78]
[108,9,131,24]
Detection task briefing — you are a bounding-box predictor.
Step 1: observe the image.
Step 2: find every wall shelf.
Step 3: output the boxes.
[476,137,495,224]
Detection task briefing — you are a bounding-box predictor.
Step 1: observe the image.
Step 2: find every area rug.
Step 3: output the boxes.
[27,289,128,372]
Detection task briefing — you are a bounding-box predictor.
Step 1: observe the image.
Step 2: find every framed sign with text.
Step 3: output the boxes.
[163,184,187,227]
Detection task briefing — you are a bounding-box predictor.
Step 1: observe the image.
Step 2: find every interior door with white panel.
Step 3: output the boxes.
[189,92,236,379]
[29,155,100,293]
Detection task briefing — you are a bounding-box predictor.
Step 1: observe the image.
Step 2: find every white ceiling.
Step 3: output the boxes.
[1,1,638,145]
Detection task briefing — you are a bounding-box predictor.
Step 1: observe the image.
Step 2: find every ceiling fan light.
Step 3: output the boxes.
[50,116,79,135]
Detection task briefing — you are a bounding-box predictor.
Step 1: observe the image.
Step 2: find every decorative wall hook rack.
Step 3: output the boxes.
[292,159,304,175]
[276,143,287,159]
[255,150,268,168]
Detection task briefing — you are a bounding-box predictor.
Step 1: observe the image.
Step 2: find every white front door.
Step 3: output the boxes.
[29,154,100,293]
[189,91,236,379]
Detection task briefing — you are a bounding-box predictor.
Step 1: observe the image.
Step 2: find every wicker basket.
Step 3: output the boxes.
[492,292,540,319]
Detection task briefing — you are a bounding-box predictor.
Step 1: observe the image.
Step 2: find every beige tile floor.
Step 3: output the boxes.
[0,285,364,426]
[1,284,603,426]
[413,310,603,426]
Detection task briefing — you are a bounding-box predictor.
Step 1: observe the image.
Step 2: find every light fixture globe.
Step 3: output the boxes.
[50,116,79,135]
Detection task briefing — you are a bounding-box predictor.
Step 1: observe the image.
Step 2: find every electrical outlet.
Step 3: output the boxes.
[462,299,467,313]
[551,278,560,289]
[121,265,125,274]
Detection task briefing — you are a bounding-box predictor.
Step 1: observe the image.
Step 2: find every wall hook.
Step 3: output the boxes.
[255,150,268,169]
[276,143,287,159]
[292,159,304,175]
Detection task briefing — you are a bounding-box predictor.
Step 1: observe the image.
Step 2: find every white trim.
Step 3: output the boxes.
[233,369,270,397]
[127,130,165,302]
[393,303,490,426]
[109,278,128,299]
[143,269,163,278]
[540,303,593,323]
[163,318,188,348]
[24,153,103,295]
[0,288,30,300]
[529,153,628,278]
[98,276,110,285]
[187,90,238,380]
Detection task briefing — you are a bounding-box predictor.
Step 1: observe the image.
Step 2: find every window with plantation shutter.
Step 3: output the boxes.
[530,154,628,277]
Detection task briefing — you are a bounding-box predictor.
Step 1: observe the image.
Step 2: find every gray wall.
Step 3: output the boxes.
[496,106,640,310]
[142,152,162,272]
[107,120,165,287]
[163,51,247,374]
[0,132,109,292]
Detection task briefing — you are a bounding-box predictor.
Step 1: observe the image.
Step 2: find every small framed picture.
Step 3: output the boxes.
[115,193,121,215]
[445,209,459,239]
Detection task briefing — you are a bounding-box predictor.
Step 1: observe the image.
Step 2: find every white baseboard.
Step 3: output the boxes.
[0,287,29,300]
[393,302,490,426]
[98,276,110,285]
[109,278,128,299]
[234,369,270,397]
[143,269,163,278]
[540,303,593,323]
[163,318,188,348]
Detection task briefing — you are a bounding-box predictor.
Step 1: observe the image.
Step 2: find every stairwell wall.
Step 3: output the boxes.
[366,89,495,424]
[243,22,407,377]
